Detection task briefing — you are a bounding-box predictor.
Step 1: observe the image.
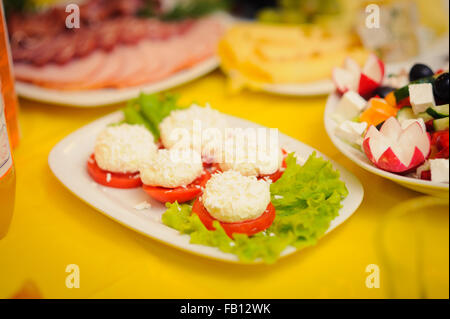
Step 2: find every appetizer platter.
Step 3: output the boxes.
[8,0,231,106]
[49,93,363,263]
[325,54,449,197]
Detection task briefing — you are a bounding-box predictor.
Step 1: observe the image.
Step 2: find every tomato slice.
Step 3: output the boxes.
[192,198,276,238]
[142,170,211,204]
[87,154,142,189]
[396,97,411,108]
[260,149,288,183]
[430,131,450,159]
[420,170,432,181]
[207,162,222,173]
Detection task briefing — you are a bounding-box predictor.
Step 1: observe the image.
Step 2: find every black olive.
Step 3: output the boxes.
[376,121,385,130]
[433,72,449,103]
[409,63,434,82]
[374,86,395,98]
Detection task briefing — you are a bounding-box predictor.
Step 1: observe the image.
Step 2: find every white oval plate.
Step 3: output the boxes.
[48,111,364,263]
[324,93,449,198]
[15,57,219,107]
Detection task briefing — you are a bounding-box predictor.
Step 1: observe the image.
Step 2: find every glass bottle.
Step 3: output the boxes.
[0,1,20,148]
[0,81,16,239]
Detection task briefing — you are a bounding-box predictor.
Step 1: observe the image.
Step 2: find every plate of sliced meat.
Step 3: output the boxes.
[15,55,220,107]
[9,0,231,107]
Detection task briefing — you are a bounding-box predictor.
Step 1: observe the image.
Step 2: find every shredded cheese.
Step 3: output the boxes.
[218,134,283,176]
[139,149,203,188]
[201,170,271,223]
[94,124,157,173]
[159,104,229,161]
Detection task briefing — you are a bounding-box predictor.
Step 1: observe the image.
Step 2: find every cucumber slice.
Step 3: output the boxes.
[394,76,435,102]
[417,112,434,122]
[396,107,415,122]
[426,104,449,119]
[433,117,449,131]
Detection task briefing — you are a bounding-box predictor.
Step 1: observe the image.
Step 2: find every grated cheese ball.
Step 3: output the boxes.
[159,104,229,161]
[218,134,283,176]
[201,170,271,223]
[139,149,203,188]
[94,124,157,173]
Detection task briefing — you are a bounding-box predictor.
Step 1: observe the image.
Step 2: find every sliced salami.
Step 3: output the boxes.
[14,51,106,88]
[13,16,225,90]
[75,48,126,89]
[113,41,166,87]
[106,46,144,87]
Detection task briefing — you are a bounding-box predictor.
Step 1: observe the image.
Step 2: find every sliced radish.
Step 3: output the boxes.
[363,117,430,173]
[379,116,402,140]
[344,57,361,78]
[362,53,384,84]
[359,53,384,97]
[358,73,381,97]
[333,54,385,97]
[332,67,358,94]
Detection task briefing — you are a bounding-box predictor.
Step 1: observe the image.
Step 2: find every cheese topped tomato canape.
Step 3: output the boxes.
[139,149,210,203]
[88,124,157,188]
[193,170,276,238]
[159,104,229,164]
[215,134,287,182]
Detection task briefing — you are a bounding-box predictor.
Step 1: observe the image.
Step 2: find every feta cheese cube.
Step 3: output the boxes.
[335,120,367,146]
[400,118,426,132]
[334,91,367,123]
[409,83,435,114]
[430,159,449,183]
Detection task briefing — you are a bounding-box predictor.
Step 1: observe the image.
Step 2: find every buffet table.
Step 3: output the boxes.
[0,71,448,299]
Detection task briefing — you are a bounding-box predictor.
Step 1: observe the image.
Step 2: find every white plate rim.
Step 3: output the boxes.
[48,111,364,264]
[324,92,449,191]
[15,57,220,107]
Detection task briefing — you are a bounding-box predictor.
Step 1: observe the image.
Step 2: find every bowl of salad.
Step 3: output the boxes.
[325,54,449,197]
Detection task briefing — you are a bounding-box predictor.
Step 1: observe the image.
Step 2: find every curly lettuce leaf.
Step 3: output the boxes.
[162,152,348,263]
[270,152,348,249]
[122,92,181,140]
[162,202,293,263]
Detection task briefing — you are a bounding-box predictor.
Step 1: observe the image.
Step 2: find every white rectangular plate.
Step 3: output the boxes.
[48,111,364,263]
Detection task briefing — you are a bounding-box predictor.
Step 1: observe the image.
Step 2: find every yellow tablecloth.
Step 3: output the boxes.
[0,71,448,299]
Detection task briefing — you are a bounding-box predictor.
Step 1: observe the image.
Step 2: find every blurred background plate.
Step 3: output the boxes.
[324,92,449,198]
[262,79,335,96]
[15,57,219,107]
[258,32,449,97]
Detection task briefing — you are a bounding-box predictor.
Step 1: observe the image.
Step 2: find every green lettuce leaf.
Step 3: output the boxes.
[269,153,348,249]
[161,152,348,263]
[122,92,182,140]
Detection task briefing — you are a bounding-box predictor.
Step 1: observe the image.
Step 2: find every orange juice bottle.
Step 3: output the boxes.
[0,1,20,148]
[0,81,15,239]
